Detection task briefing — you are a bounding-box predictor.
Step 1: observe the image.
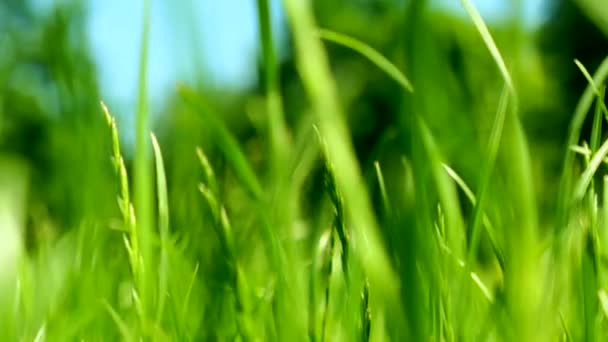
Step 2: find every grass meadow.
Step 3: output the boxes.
[2,0,608,340]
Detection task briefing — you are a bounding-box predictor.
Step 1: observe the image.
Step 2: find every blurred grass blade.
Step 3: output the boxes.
[575,0,608,37]
[374,161,390,214]
[103,300,135,342]
[599,289,608,320]
[465,87,509,269]
[256,0,289,174]
[443,164,504,265]
[318,29,414,92]
[418,119,466,259]
[177,85,264,200]
[180,262,199,320]
[134,0,153,318]
[459,0,514,92]
[151,133,169,325]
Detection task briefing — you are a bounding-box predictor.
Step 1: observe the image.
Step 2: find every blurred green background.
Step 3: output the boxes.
[2,0,608,340]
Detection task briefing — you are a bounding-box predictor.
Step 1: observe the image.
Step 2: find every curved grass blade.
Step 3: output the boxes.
[317,29,414,93]
[464,87,509,270]
[177,84,264,200]
[574,60,608,120]
[458,0,513,92]
[151,133,169,326]
[442,164,504,266]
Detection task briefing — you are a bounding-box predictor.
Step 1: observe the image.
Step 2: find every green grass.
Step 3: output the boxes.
[4,0,608,341]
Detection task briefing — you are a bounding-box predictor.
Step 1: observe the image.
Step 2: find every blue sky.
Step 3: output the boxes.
[85,0,286,116]
[32,0,552,124]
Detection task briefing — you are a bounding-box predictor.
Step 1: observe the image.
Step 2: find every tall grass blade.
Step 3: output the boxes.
[151,133,169,326]
[464,86,509,270]
[134,0,153,318]
[458,0,514,92]
[256,0,289,175]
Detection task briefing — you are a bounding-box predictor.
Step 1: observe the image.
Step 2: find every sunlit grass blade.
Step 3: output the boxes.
[570,145,608,164]
[458,0,513,92]
[177,84,264,200]
[151,133,169,326]
[599,289,608,320]
[576,59,603,97]
[374,161,390,214]
[574,60,608,121]
[318,28,414,93]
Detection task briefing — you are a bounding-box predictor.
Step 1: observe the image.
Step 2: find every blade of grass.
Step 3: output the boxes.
[282,0,399,304]
[256,0,289,176]
[575,60,608,120]
[134,0,153,319]
[374,161,390,215]
[151,133,169,326]
[102,300,135,342]
[599,289,608,320]
[590,86,606,153]
[180,262,199,320]
[464,86,509,273]
[418,119,466,262]
[458,0,514,93]
[317,29,414,93]
[443,164,504,266]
